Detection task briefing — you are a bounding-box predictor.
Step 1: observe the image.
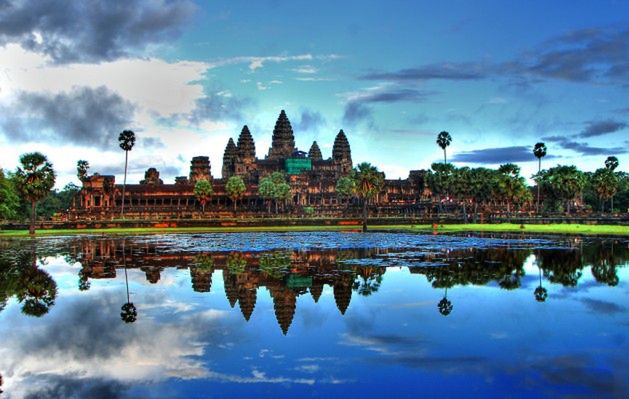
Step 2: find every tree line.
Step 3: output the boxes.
[1,130,627,234]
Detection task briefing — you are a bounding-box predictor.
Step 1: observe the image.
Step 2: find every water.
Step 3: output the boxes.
[0,232,627,398]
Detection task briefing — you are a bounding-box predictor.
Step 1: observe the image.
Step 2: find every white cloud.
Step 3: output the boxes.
[0,44,208,117]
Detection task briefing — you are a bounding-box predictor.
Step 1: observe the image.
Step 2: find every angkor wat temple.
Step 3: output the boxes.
[73,110,425,219]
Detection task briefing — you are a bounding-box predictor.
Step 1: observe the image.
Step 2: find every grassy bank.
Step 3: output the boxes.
[1,223,628,237]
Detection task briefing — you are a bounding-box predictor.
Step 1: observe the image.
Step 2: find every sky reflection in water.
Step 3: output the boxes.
[0,232,627,399]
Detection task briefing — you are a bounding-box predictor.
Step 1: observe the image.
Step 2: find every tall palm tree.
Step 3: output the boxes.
[120,239,137,323]
[436,131,452,164]
[118,130,136,219]
[438,288,453,316]
[353,162,384,232]
[15,152,56,235]
[533,142,547,213]
[534,264,547,302]
[605,156,619,171]
[605,156,619,211]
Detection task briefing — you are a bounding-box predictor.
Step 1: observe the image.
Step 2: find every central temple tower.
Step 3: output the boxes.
[267,110,296,160]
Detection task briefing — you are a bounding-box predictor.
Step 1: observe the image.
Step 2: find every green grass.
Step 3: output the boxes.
[1,223,627,237]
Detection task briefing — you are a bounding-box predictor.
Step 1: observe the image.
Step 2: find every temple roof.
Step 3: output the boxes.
[332,129,351,162]
[237,125,256,159]
[224,138,237,158]
[268,110,296,160]
[308,141,323,161]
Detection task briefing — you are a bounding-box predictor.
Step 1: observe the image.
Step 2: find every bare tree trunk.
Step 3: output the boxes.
[29,201,36,235]
[536,158,541,213]
[121,150,128,219]
[443,149,447,164]
[362,198,368,232]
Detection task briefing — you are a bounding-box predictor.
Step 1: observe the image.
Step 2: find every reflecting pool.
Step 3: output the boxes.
[0,232,627,398]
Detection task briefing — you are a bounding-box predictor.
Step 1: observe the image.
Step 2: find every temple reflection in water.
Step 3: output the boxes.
[56,237,628,334]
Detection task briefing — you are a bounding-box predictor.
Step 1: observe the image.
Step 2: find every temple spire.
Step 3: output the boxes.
[332,129,352,176]
[267,110,296,160]
[222,138,237,178]
[308,141,323,161]
[237,125,256,160]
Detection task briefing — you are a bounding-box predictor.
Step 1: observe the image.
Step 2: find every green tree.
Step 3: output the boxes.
[14,152,56,235]
[226,175,246,211]
[352,162,384,232]
[426,162,456,213]
[335,175,356,215]
[258,176,275,214]
[496,163,530,215]
[436,131,452,164]
[118,130,136,219]
[605,156,619,211]
[76,160,90,183]
[538,165,586,214]
[0,169,20,221]
[591,168,618,212]
[193,179,213,212]
[605,156,619,171]
[533,142,547,213]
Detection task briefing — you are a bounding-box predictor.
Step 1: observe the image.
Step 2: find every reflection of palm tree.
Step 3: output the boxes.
[438,287,453,316]
[534,264,547,302]
[17,242,58,317]
[120,239,137,323]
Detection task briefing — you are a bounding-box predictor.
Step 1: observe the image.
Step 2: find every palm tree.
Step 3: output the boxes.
[225,175,246,211]
[15,152,56,235]
[438,288,453,316]
[436,131,452,164]
[120,239,137,323]
[605,156,619,212]
[605,156,619,171]
[534,264,547,302]
[352,162,384,232]
[533,142,547,213]
[76,160,90,182]
[194,179,213,213]
[118,130,136,219]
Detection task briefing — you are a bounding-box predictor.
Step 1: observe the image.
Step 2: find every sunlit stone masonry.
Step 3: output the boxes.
[72,110,425,220]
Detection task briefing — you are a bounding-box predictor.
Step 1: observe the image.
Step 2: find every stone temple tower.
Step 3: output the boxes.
[236,125,256,175]
[332,129,352,176]
[222,138,237,179]
[267,110,296,160]
[189,156,211,184]
[308,141,323,161]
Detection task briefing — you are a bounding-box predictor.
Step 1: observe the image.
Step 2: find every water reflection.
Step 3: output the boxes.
[7,237,607,333]
[0,242,58,317]
[0,233,627,397]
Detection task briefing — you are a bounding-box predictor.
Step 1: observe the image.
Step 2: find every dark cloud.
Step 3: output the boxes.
[360,27,629,85]
[529,355,621,397]
[360,63,490,81]
[543,135,628,156]
[579,120,627,138]
[451,146,558,164]
[0,0,196,63]
[343,102,373,126]
[1,86,135,149]
[23,377,128,399]
[294,109,326,132]
[580,298,626,314]
[342,88,432,127]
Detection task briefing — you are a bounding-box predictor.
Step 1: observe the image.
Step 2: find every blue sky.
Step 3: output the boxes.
[0,0,627,187]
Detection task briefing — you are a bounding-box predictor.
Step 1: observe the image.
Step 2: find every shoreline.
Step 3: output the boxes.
[1,223,628,238]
